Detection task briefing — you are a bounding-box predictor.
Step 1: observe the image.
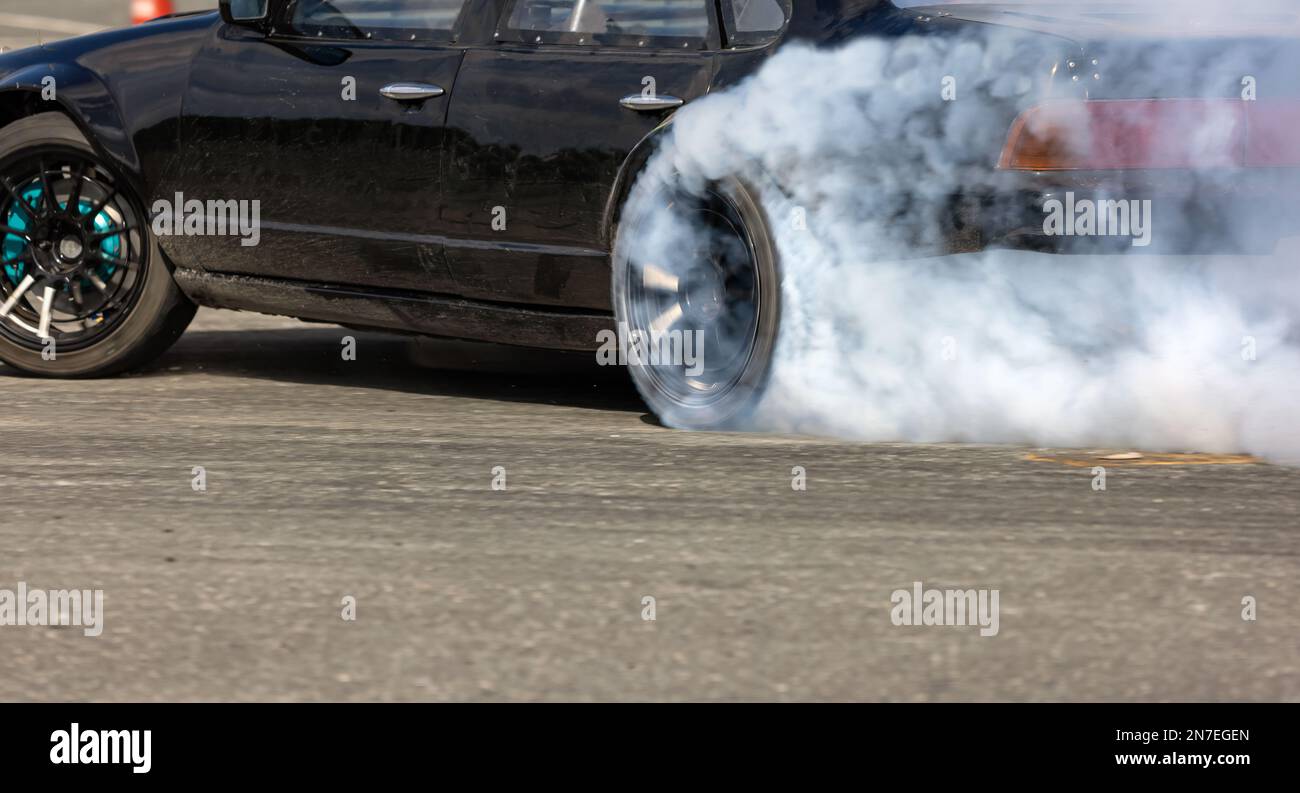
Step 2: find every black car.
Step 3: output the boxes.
[1,0,1297,427]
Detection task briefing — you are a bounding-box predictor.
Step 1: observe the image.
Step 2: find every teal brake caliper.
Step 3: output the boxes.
[2,183,122,289]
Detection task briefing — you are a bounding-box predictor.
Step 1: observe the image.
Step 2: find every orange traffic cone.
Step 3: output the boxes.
[132,0,175,25]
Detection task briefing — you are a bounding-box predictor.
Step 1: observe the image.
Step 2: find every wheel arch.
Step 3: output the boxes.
[602,117,678,248]
[0,63,145,200]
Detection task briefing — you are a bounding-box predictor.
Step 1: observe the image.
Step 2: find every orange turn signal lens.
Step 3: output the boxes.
[998,99,1254,171]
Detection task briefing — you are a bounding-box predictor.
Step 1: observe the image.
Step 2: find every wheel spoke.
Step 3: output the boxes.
[87,225,136,243]
[0,224,32,242]
[37,159,57,216]
[66,161,89,214]
[67,280,108,326]
[649,303,684,335]
[0,176,35,222]
[80,188,118,227]
[93,277,135,317]
[85,264,135,314]
[83,271,109,292]
[641,263,681,292]
[0,273,36,318]
[36,285,55,339]
[70,280,86,311]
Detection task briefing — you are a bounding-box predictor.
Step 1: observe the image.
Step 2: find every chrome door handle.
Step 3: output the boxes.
[620,94,685,112]
[380,83,446,102]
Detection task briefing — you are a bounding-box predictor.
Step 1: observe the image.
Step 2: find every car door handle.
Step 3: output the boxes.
[380,83,446,102]
[620,94,685,112]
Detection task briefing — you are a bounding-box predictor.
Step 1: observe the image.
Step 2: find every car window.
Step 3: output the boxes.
[503,0,713,47]
[724,0,789,45]
[728,0,785,38]
[284,0,469,40]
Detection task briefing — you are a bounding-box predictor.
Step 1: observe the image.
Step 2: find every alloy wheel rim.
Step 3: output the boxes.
[625,186,762,407]
[0,149,148,352]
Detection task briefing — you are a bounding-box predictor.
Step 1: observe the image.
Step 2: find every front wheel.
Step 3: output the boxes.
[612,175,781,430]
[0,113,196,377]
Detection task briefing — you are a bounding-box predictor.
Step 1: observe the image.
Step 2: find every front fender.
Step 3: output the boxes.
[0,61,138,183]
[0,13,217,206]
[603,118,676,242]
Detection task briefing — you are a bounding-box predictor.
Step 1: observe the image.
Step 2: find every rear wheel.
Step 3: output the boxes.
[0,113,195,377]
[612,176,780,429]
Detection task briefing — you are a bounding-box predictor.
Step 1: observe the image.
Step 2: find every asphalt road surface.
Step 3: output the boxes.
[2,308,1299,701]
[2,2,1299,702]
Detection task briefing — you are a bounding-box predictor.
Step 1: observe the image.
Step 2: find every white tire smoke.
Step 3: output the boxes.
[629,23,1300,463]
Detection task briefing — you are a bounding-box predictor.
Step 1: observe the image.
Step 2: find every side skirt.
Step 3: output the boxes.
[172,269,613,352]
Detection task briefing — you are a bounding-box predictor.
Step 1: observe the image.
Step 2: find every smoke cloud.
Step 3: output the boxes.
[629,1,1300,462]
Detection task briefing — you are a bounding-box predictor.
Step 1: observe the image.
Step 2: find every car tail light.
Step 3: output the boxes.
[998,99,1300,171]
[1243,101,1300,166]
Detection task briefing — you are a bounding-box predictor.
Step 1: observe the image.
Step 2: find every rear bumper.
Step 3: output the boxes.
[974,167,1300,254]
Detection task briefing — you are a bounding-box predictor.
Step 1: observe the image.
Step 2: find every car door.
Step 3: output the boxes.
[439,0,721,311]
[169,0,471,294]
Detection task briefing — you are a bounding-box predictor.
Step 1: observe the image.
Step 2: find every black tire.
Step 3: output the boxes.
[612,175,780,430]
[0,113,195,378]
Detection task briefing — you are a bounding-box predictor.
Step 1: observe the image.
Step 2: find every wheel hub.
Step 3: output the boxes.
[58,235,85,262]
[29,221,87,278]
[682,262,725,323]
